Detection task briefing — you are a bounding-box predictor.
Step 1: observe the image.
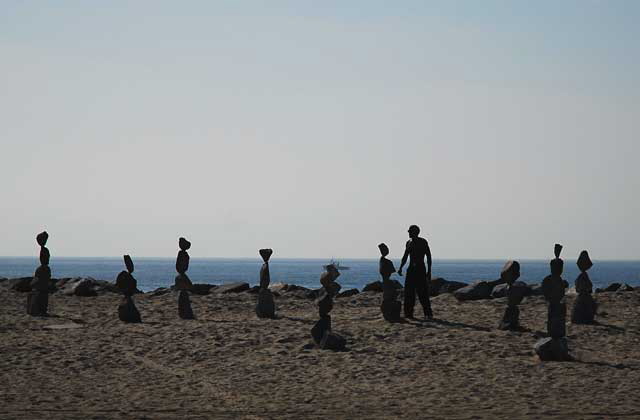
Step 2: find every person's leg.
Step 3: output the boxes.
[404,275,416,318]
[415,276,433,318]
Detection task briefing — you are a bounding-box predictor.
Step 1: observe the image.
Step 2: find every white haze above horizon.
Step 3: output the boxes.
[1,1,639,260]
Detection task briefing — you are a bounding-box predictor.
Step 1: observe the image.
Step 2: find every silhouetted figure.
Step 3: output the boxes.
[116,255,142,323]
[535,244,572,361]
[310,264,346,351]
[571,250,597,324]
[378,243,401,322]
[175,237,195,320]
[27,231,51,316]
[256,248,276,319]
[498,260,527,330]
[398,225,433,319]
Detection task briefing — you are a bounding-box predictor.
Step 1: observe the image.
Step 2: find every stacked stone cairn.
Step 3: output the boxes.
[27,231,51,316]
[311,264,346,351]
[255,248,276,319]
[535,244,572,361]
[378,243,401,322]
[115,255,142,323]
[571,250,597,324]
[175,237,195,319]
[498,260,527,331]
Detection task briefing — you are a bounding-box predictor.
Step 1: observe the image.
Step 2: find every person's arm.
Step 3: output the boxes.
[398,242,410,276]
[426,241,432,280]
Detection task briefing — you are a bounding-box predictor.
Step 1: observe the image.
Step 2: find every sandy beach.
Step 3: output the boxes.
[2,282,640,419]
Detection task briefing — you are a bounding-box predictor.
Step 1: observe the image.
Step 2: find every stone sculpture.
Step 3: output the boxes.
[255,248,276,319]
[535,244,572,361]
[571,250,597,324]
[115,255,142,323]
[27,231,51,316]
[310,264,346,351]
[175,237,195,319]
[378,243,401,322]
[498,260,527,331]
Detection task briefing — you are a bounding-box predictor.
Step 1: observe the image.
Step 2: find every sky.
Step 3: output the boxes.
[1,1,639,260]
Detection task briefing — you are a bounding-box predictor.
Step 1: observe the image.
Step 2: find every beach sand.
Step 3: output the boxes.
[2,285,640,419]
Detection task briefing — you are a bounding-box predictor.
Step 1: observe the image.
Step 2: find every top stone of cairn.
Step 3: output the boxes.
[36,231,49,247]
[179,237,191,251]
[259,248,273,263]
[577,250,593,272]
[124,254,134,273]
[500,260,521,285]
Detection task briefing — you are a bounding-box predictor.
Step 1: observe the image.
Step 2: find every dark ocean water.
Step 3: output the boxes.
[1,257,639,292]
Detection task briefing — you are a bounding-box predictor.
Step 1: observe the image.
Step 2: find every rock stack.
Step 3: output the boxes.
[536,244,572,361]
[115,255,142,323]
[255,248,276,319]
[498,260,527,331]
[27,231,51,316]
[571,250,597,324]
[175,237,195,320]
[310,264,346,351]
[378,243,401,322]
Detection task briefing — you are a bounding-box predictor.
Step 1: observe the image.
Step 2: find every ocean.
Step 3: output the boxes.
[1,257,639,292]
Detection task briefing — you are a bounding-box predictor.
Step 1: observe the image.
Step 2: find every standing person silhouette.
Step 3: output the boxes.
[397,225,433,319]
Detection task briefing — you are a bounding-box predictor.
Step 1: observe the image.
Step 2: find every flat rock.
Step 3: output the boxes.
[216,282,250,294]
[534,337,572,361]
[363,281,383,293]
[491,283,509,298]
[190,283,217,295]
[430,278,467,296]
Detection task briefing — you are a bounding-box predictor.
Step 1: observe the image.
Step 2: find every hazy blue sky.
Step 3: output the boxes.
[1,1,639,259]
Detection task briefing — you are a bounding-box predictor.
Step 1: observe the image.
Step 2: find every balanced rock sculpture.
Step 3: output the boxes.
[175,237,195,319]
[255,248,276,318]
[115,255,142,323]
[536,244,572,361]
[498,260,527,331]
[571,250,597,324]
[27,231,51,316]
[379,243,401,322]
[310,264,346,351]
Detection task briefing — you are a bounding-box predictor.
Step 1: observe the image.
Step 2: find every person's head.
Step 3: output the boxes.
[378,243,389,257]
[408,225,420,238]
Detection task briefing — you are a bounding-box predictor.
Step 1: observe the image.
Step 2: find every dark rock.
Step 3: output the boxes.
[247,285,260,294]
[39,247,50,265]
[176,250,190,274]
[26,290,49,316]
[216,282,250,294]
[498,304,520,330]
[174,273,193,291]
[178,290,195,319]
[491,283,509,298]
[305,288,323,300]
[310,316,346,351]
[118,296,142,323]
[602,283,622,292]
[534,337,572,361]
[336,288,359,298]
[190,283,217,295]
[529,283,544,296]
[36,231,49,247]
[10,277,35,292]
[124,255,134,273]
[381,299,401,322]
[179,237,191,251]
[65,278,98,297]
[363,281,383,293]
[269,283,310,294]
[571,293,597,324]
[430,278,467,296]
[255,288,276,319]
[507,281,528,306]
[115,271,137,297]
[547,301,567,339]
[575,272,593,294]
[577,250,593,272]
[618,284,634,292]
[453,281,492,301]
[148,287,171,297]
[500,260,521,285]
[259,248,273,262]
